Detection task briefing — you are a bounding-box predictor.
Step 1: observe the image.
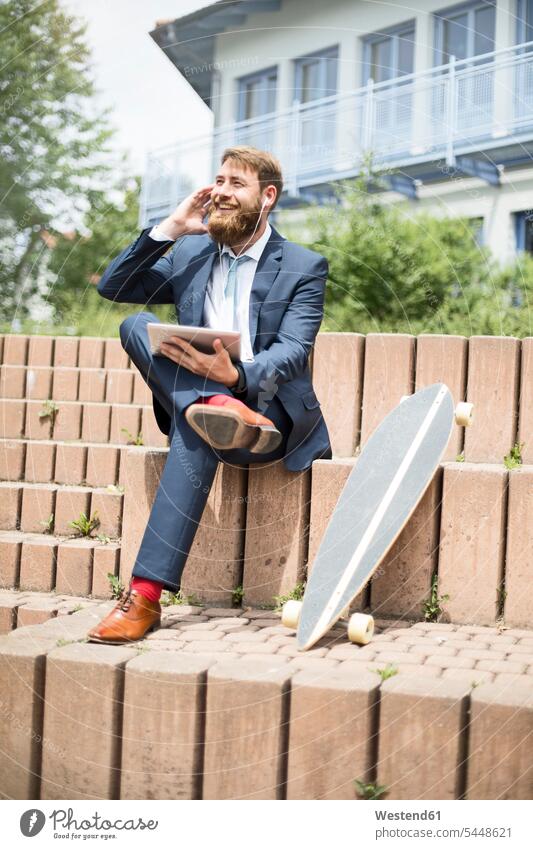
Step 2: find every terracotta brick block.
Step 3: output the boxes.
[19,537,57,591]
[439,464,507,625]
[0,597,19,633]
[104,338,129,370]
[24,399,52,439]
[78,337,104,369]
[243,463,311,607]
[467,678,533,799]
[119,448,166,584]
[518,338,533,462]
[2,334,28,365]
[505,466,533,628]
[464,336,520,462]
[416,334,468,460]
[0,439,26,480]
[17,605,56,627]
[27,335,54,366]
[20,483,56,534]
[360,334,415,445]
[78,368,106,402]
[132,371,152,405]
[40,643,137,799]
[371,472,442,619]
[105,368,133,404]
[53,442,87,486]
[55,539,94,596]
[312,333,365,456]
[0,532,22,587]
[379,676,470,799]
[181,463,247,606]
[51,366,80,401]
[287,670,379,799]
[121,653,212,799]
[90,489,123,538]
[85,445,120,487]
[53,336,79,367]
[203,659,292,799]
[81,402,111,443]
[54,486,92,536]
[0,399,26,439]
[25,366,52,400]
[0,637,56,798]
[141,405,168,448]
[0,482,22,529]
[0,365,26,398]
[91,543,120,598]
[24,440,56,483]
[52,401,82,441]
[308,458,364,612]
[109,404,141,445]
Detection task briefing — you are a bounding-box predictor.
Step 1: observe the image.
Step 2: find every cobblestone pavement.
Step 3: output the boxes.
[2,590,533,687]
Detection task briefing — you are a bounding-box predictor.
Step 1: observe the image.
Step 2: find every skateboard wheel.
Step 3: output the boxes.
[281,600,302,630]
[455,402,474,427]
[347,613,374,645]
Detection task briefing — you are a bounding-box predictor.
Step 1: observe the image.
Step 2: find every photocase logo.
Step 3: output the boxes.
[20,809,46,837]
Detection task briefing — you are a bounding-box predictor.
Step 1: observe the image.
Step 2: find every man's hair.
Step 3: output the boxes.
[220,145,283,212]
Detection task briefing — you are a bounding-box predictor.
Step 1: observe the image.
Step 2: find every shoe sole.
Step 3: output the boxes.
[185,406,282,454]
[87,619,161,645]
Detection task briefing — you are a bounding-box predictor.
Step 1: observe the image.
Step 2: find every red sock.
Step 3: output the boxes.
[131,577,164,603]
[200,394,247,410]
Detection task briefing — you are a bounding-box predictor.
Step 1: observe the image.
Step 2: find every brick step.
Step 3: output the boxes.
[0,588,101,632]
[0,398,167,446]
[0,531,120,598]
[0,438,148,486]
[0,481,123,537]
[0,334,132,370]
[0,364,152,405]
[1,611,532,799]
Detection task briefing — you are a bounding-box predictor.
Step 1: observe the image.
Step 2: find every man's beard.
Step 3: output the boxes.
[206,197,263,245]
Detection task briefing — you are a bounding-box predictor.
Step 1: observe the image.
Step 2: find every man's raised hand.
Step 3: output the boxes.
[156,185,214,241]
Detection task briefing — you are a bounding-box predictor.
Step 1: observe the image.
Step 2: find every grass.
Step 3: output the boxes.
[232,584,244,607]
[107,573,125,600]
[39,399,59,432]
[69,511,100,537]
[371,663,399,681]
[354,779,388,800]
[455,451,465,462]
[121,427,144,446]
[422,574,449,622]
[39,513,54,534]
[503,442,523,470]
[273,582,306,611]
[160,590,203,607]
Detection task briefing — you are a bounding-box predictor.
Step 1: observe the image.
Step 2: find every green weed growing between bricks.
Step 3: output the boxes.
[40,514,54,534]
[354,779,388,800]
[422,574,449,622]
[503,442,523,470]
[107,573,125,599]
[160,589,203,607]
[232,584,244,607]
[372,663,398,681]
[273,582,306,611]
[69,511,100,537]
[121,427,144,446]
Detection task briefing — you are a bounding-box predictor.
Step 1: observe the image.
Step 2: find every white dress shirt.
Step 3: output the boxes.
[148,221,272,363]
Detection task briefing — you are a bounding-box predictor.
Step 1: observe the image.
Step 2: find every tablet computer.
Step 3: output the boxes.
[147,323,241,362]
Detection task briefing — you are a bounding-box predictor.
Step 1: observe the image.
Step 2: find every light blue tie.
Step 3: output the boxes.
[224,253,250,330]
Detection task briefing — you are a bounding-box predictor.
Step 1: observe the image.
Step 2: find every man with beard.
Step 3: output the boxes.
[87,146,331,644]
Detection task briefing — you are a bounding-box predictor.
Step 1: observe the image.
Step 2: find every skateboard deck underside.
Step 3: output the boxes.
[297,383,454,649]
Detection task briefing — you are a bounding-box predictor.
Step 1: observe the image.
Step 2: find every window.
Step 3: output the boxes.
[515,209,533,252]
[293,46,339,173]
[434,1,496,65]
[517,0,533,44]
[235,66,277,149]
[294,46,338,104]
[363,23,415,84]
[362,23,415,152]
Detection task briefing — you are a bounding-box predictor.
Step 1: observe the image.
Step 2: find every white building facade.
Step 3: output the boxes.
[142,0,533,263]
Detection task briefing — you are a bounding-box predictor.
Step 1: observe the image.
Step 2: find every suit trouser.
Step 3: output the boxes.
[119,312,292,591]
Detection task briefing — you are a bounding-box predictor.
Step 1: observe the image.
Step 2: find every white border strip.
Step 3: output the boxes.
[305,385,449,647]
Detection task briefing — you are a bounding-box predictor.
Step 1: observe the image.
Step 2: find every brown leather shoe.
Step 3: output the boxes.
[87,583,161,644]
[185,399,282,454]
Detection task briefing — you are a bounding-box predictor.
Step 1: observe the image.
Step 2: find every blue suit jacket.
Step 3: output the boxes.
[97,224,332,471]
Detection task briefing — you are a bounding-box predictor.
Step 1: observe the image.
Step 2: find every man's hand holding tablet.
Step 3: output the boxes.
[147,323,241,388]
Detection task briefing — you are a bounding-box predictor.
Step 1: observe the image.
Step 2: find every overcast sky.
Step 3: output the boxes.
[61,0,213,175]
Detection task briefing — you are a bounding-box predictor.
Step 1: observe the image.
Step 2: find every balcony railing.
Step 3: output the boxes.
[140,40,533,226]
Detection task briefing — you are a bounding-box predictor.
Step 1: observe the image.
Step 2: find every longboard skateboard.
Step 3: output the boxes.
[281,383,473,651]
